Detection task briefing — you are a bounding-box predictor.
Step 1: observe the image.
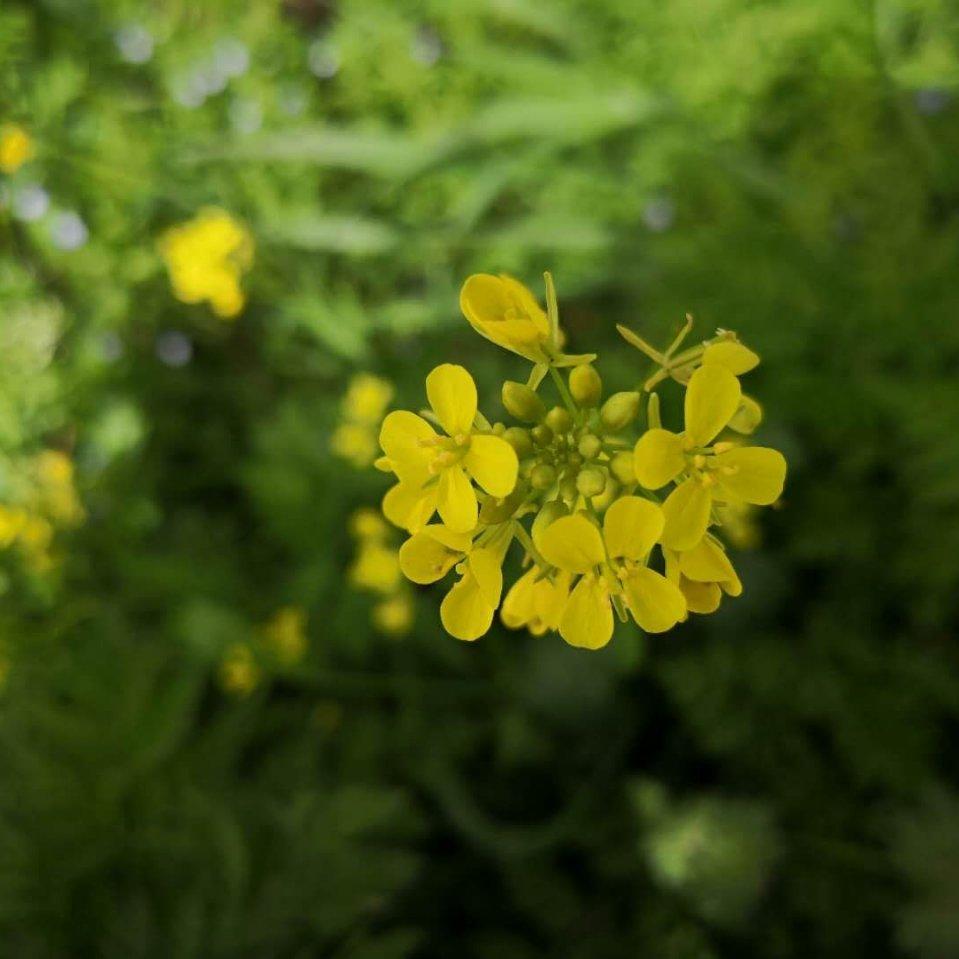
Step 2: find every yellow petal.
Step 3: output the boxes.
[440,573,494,641]
[382,481,437,532]
[661,478,712,551]
[426,364,477,436]
[437,465,478,532]
[679,536,740,592]
[680,578,723,614]
[728,395,763,434]
[702,340,760,375]
[398,530,462,584]
[603,496,665,560]
[465,434,518,497]
[379,411,435,484]
[468,548,503,609]
[423,525,473,552]
[559,574,613,650]
[714,447,786,505]
[622,566,687,633]
[535,571,571,631]
[633,429,686,489]
[501,567,538,629]
[537,514,605,573]
[460,274,550,362]
[684,365,742,447]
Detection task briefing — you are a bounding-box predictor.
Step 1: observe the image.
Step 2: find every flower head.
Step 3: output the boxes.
[536,497,687,649]
[159,208,253,319]
[633,365,786,551]
[379,364,518,533]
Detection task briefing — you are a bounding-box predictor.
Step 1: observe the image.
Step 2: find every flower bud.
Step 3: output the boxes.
[600,391,641,431]
[531,424,553,447]
[530,463,557,490]
[578,433,602,460]
[569,364,602,407]
[566,452,584,470]
[503,426,533,458]
[576,468,606,498]
[545,406,573,435]
[532,498,569,547]
[502,381,546,423]
[560,476,579,503]
[610,450,636,485]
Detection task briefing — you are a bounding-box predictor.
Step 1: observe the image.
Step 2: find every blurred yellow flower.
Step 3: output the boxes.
[262,606,308,665]
[373,593,414,636]
[219,643,260,696]
[159,208,253,319]
[0,124,33,174]
[332,374,394,468]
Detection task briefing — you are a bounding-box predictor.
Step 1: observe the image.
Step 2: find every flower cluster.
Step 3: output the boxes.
[332,374,395,468]
[159,207,253,319]
[375,273,787,650]
[219,606,309,696]
[0,450,84,574]
[347,509,414,637]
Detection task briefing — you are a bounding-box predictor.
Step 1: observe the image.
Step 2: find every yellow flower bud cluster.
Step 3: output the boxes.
[347,509,414,637]
[159,208,253,319]
[0,449,84,574]
[331,374,394,468]
[219,606,310,697]
[376,273,787,649]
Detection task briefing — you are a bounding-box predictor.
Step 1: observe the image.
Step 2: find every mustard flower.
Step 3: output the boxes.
[460,274,552,362]
[379,364,518,533]
[633,365,786,551]
[537,498,687,649]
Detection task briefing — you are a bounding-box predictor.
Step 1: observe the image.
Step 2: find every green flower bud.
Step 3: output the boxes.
[578,433,602,460]
[610,450,636,485]
[545,406,573,435]
[569,364,602,407]
[530,463,557,490]
[576,468,607,498]
[503,426,533,458]
[532,498,569,546]
[531,424,554,447]
[560,476,579,503]
[567,452,584,470]
[492,421,506,435]
[600,391,641,431]
[502,381,546,423]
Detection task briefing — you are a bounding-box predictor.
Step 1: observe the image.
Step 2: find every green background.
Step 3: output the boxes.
[2,0,959,955]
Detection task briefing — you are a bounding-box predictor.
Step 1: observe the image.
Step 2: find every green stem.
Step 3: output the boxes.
[549,365,578,419]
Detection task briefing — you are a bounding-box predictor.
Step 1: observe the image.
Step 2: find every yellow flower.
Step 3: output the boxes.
[0,124,33,174]
[664,536,742,616]
[379,364,518,533]
[350,507,389,541]
[350,538,402,594]
[34,450,84,526]
[633,365,786,551]
[262,606,308,665]
[537,497,686,649]
[331,422,378,469]
[460,274,551,362]
[373,593,414,636]
[398,523,510,641]
[159,208,253,319]
[343,374,393,423]
[501,566,572,635]
[219,643,260,696]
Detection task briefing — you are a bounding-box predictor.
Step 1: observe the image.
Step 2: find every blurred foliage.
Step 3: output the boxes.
[0,0,958,955]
